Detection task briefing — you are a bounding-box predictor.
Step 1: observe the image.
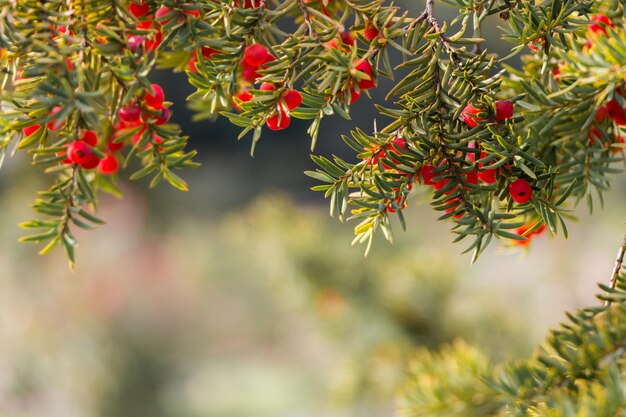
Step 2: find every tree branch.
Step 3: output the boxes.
[604,231,626,307]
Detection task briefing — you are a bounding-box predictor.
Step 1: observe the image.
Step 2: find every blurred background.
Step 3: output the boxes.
[1,1,625,416]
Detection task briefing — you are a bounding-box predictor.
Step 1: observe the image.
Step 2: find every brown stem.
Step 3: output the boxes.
[604,232,626,307]
[298,0,318,40]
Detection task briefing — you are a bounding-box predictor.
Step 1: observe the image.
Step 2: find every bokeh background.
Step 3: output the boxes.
[1,1,625,416]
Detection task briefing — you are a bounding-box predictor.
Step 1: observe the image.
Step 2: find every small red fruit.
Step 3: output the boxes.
[339,30,355,46]
[495,100,514,121]
[155,6,175,24]
[241,61,262,82]
[155,107,170,125]
[47,106,65,130]
[107,138,125,152]
[267,108,291,131]
[509,178,532,203]
[23,124,41,137]
[605,99,626,125]
[260,82,275,91]
[243,44,271,67]
[98,154,119,175]
[201,46,218,58]
[233,88,253,111]
[66,141,100,169]
[477,168,497,184]
[80,130,98,146]
[145,83,165,109]
[127,35,145,53]
[363,23,379,41]
[129,1,150,18]
[353,59,375,90]
[283,89,302,110]
[119,104,141,123]
[595,104,609,122]
[589,14,613,35]
[462,104,485,127]
[418,164,436,185]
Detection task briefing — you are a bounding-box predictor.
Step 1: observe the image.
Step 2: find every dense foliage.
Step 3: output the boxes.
[0,0,624,264]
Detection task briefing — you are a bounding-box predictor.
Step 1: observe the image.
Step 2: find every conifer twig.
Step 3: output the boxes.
[604,231,626,307]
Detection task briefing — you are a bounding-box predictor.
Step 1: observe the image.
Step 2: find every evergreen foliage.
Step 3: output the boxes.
[399,239,626,416]
[0,1,623,262]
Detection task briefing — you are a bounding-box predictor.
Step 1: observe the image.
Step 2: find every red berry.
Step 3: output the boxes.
[98,154,119,175]
[155,6,175,24]
[129,1,150,18]
[589,14,613,35]
[80,130,98,146]
[127,35,145,53]
[182,9,200,18]
[107,137,125,152]
[201,46,218,58]
[418,164,436,185]
[433,177,456,195]
[595,104,609,122]
[233,88,253,111]
[339,30,355,46]
[241,61,262,82]
[66,141,100,169]
[461,104,485,128]
[260,82,276,91]
[145,83,164,109]
[605,99,626,125]
[353,59,375,90]
[495,100,514,121]
[283,89,302,110]
[465,170,478,185]
[509,178,532,203]
[477,168,497,184]
[155,107,170,125]
[119,104,141,123]
[267,108,291,131]
[363,23,379,41]
[23,124,41,137]
[47,106,65,130]
[325,39,339,49]
[243,44,271,67]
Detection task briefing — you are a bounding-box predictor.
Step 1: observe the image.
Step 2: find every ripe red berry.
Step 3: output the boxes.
[260,82,276,91]
[477,168,497,184]
[47,106,65,130]
[155,107,170,125]
[363,23,379,41]
[433,177,456,195]
[243,44,271,67]
[418,164,436,185]
[201,46,218,58]
[129,1,150,18]
[353,59,375,90]
[241,61,262,82]
[465,170,478,185]
[66,141,100,169]
[605,99,626,125]
[23,124,41,137]
[461,104,485,127]
[595,104,609,122]
[325,39,339,49]
[242,0,261,7]
[107,137,125,152]
[495,100,514,121]
[155,6,175,24]
[283,89,302,110]
[145,83,164,109]
[339,30,355,46]
[267,108,291,131]
[98,154,119,175]
[119,104,141,123]
[182,8,200,18]
[589,14,613,35]
[509,178,532,203]
[233,88,253,111]
[127,35,145,53]
[80,130,98,146]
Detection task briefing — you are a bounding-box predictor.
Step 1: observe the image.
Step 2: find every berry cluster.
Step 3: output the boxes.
[118,83,171,148]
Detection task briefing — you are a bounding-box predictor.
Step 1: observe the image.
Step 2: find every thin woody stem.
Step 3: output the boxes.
[298,0,318,40]
[604,232,626,307]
